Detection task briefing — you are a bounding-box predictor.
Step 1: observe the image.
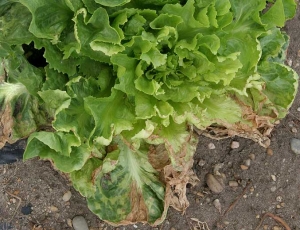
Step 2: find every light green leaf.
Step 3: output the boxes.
[95,0,130,7]
[38,89,71,117]
[71,158,103,197]
[261,0,285,28]
[259,61,298,113]
[85,90,136,145]
[111,54,138,95]
[24,134,90,173]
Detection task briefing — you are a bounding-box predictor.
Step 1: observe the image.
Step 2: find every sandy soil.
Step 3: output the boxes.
[1,4,300,230]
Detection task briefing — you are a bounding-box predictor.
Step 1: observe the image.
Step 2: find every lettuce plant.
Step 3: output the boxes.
[0,0,298,225]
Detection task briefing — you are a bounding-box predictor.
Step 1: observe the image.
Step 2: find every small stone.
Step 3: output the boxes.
[290,138,300,155]
[243,194,247,199]
[63,191,72,202]
[250,187,255,193]
[297,107,300,112]
[208,143,216,149]
[276,196,283,202]
[72,216,89,230]
[273,226,282,230]
[170,227,176,230]
[292,127,298,133]
[229,181,239,187]
[231,141,239,149]
[249,153,255,160]
[223,221,230,225]
[50,206,59,212]
[266,148,273,156]
[263,225,269,230]
[256,215,260,219]
[276,205,281,209]
[198,159,206,166]
[280,202,285,207]
[196,192,204,197]
[206,173,225,194]
[270,186,277,192]
[240,165,248,170]
[271,175,277,182]
[287,59,292,66]
[213,199,221,213]
[67,218,73,227]
[245,159,251,167]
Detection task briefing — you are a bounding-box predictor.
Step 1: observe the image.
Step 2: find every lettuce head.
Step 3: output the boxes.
[0,0,298,225]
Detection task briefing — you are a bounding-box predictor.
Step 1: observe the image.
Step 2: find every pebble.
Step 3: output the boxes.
[276,204,281,209]
[290,138,300,155]
[249,153,255,160]
[229,181,239,187]
[213,199,221,213]
[287,59,293,66]
[263,225,269,230]
[206,173,225,194]
[198,159,206,166]
[297,107,300,112]
[266,148,273,156]
[271,175,277,182]
[63,191,72,202]
[276,196,283,202]
[240,165,248,170]
[270,186,277,192]
[67,218,73,227]
[72,216,89,230]
[231,141,239,149]
[49,206,59,212]
[208,143,216,149]
[224,221,230,225]
[292,127,298,133]
[245,159,251,167]
[273,226,282,230]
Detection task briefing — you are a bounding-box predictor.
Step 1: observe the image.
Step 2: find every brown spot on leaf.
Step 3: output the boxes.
[202,96,276,148]
[0,105,14,148]
[148,144,170,171]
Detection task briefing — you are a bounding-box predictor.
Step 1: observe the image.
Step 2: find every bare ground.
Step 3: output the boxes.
[1,4,300,230]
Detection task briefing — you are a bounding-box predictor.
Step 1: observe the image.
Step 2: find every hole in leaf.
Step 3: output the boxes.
[22,42,47,68]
